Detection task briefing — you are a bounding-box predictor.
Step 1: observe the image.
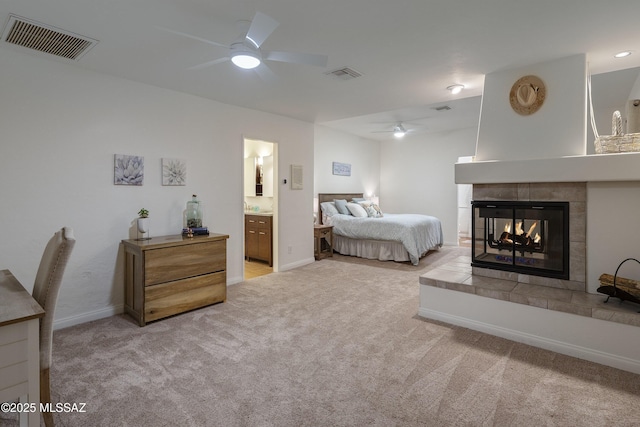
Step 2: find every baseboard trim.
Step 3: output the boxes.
[227,275,244,285]
[418,307,640,375]
[279,257,315,272]
[54,304,124,330]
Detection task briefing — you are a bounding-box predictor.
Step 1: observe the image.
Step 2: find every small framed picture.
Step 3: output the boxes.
[114,154,144,185]
[162,158,187,186]
[332,162,351,176]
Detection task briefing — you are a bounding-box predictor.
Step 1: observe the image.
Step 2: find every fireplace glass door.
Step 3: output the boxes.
[471,201,569,279]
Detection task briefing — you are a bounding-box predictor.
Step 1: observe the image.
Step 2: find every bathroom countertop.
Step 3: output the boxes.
[245,211,273,216]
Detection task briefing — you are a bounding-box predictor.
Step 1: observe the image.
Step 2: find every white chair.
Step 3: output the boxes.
[31,227,75,427]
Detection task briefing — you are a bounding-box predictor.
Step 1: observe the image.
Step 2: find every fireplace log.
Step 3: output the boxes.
[598,273,640,291]
[597,273,640,308]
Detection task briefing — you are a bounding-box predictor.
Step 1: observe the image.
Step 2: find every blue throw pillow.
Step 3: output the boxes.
[334,199,350,215]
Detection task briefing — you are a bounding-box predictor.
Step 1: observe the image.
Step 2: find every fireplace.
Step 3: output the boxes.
[471,201,569,280]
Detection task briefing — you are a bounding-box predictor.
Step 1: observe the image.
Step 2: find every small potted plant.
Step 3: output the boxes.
[137,208,150,239]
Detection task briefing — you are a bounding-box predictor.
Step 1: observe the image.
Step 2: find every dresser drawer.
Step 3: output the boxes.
[144,271,226,322]
[144,240,226,286]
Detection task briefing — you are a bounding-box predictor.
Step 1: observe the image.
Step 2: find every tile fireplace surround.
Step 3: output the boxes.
[421,182,640,328]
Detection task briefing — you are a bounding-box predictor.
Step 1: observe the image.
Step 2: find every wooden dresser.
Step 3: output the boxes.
[245,214,272,266]
[122,233,229,326]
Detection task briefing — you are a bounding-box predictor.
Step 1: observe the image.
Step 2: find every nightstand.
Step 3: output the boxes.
[314,224,333,260]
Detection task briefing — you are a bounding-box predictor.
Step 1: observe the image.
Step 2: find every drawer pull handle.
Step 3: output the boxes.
[259,232,266,235]
[249,231,256,234]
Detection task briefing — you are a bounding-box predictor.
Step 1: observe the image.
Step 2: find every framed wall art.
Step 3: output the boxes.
[162,158,187,186]
[114,154,144,186]
[332,161,351,176]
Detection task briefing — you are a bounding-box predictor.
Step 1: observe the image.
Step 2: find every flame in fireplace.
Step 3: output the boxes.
[496,220,541,249]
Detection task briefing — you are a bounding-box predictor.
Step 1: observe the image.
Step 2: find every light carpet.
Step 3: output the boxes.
[2,247,640,426]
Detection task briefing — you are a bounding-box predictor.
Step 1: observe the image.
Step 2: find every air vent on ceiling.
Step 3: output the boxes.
[433,105,452,111]
[2,14,98,60]
[324,67,363,81]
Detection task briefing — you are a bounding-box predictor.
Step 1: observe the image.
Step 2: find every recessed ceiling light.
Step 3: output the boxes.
[447,84,464,95]
[614,51,632,58]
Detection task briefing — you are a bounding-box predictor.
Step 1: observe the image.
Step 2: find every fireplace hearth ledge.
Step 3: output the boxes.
[420,255,640,328]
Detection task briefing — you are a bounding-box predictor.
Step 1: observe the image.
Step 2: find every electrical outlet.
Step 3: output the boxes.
[288,245,292,254]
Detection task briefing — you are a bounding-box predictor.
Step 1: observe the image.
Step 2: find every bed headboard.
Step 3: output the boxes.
[317,192,364,224]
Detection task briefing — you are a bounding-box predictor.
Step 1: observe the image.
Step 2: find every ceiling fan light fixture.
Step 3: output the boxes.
[447,84,465,95]
[230,42,261,69]
[393,125,406,138]
[231,53,261,69]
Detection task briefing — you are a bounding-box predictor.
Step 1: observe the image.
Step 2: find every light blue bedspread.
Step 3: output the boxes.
[326,213,443,265]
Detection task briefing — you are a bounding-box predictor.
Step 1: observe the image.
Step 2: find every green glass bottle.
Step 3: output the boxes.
[186,194,202,228]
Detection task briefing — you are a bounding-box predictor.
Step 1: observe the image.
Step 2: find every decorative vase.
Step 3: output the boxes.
[186,194,203,228]
[137,217,150,240]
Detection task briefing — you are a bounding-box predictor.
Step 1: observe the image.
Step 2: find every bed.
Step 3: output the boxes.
[317,193,443,265]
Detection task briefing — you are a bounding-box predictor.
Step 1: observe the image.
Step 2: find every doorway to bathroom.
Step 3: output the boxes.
[243,138,278,279]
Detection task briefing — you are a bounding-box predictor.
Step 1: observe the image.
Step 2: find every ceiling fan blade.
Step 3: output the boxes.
[265,50,328,67]
[188,57,230,70]
[254,63,278,83]
[157,27,228,49]
[245,12,279,48]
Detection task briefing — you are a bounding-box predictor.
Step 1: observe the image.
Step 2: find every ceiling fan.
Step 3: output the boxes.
[161,12,328,75]
[373,122,413,138]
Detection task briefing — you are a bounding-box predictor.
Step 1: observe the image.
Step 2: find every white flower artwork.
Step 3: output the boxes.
[114,154,144,185]
[162,158,187,186]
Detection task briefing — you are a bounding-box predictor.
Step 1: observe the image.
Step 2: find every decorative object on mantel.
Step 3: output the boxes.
[597,258,640,311]
[136,208,151,240]
[509,75,546,116]
[594,111,640,154]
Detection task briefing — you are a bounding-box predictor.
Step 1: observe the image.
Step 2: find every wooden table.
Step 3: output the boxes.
[314,225,334,260]
[0,269,45,427]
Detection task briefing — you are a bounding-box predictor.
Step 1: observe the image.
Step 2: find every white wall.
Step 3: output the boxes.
[380,127,478,246]
[587,182,640,292]
[313,125,380,198]
[0,48,315,328]
[476,54,587,161]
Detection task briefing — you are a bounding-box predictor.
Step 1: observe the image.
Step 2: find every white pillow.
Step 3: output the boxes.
[320,202,339,217]
[346,202,368,217]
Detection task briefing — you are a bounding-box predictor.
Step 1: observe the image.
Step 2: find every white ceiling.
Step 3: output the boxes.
[2,0,640,140]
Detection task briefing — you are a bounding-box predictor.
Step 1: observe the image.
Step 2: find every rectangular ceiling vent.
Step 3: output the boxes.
[324,67,363,81]
[433,105,452,111]
[2,14,98,60]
